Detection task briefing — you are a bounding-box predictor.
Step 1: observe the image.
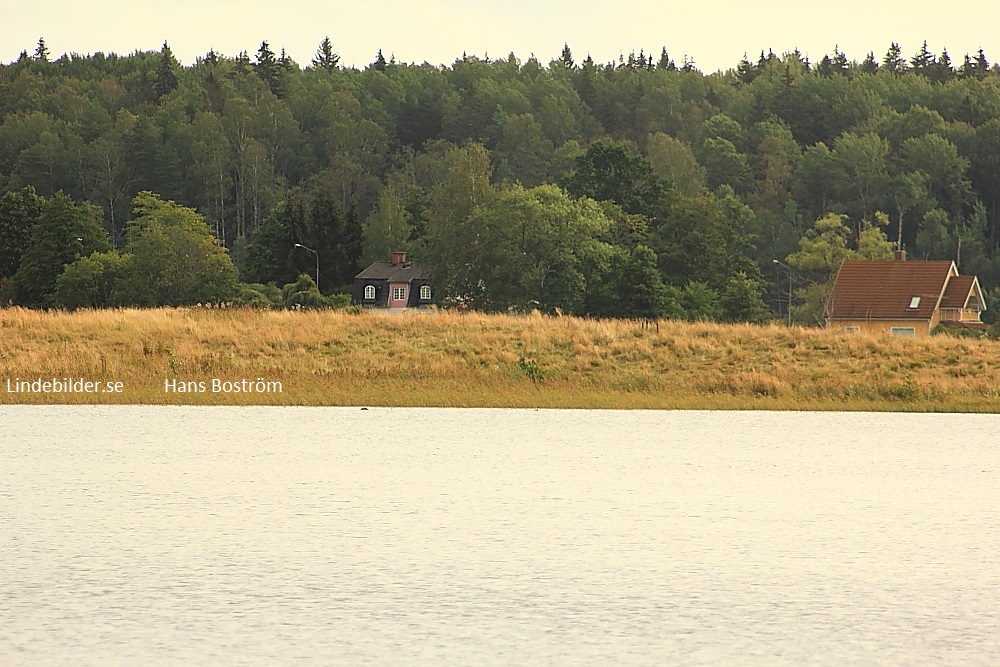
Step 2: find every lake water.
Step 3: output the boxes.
[2,407,999,666]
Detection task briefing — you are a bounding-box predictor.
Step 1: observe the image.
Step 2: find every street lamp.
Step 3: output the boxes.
[294,243,320,293]
[772,259,792,327]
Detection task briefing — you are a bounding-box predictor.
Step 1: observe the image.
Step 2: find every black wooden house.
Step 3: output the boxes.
[351,252,433,309]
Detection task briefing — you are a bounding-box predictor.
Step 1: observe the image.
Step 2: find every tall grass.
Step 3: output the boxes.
[2,306,999,411]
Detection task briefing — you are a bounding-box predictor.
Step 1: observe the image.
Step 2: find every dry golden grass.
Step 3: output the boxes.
[2,306,1000,411]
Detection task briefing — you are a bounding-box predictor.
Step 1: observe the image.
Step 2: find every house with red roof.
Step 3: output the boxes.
[825,251,987,336]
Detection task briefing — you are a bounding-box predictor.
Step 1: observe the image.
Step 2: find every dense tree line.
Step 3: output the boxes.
[3,37,1000,320]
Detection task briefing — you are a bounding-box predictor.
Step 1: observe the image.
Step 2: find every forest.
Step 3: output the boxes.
[3,37,1000,323]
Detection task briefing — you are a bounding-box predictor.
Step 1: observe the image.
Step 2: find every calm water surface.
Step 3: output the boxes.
[2,407,999,666]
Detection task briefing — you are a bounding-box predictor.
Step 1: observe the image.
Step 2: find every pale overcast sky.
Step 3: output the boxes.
[3,1,999,73]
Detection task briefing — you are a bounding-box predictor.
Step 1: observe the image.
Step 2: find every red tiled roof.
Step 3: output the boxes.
[826,260,955,320]
[940,275,976,309]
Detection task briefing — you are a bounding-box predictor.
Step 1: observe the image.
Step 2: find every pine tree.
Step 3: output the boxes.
[910,40,934,74]
[832,46,849,76]
[817,54,833,78]
[278,48,296,73]
[254,40,279,92]
[153,41,179,99]
[372,49,388,72]
[736,54,756,83]
[930,48,954,83]
[311,36,339,72]
[939,48,953,72]
[882,42,906,74]
[976,48,990,76]
[234,50,251,75]
[657,47,676,71]
[860,51,879,74]
[33,37,49,62]
[558,43,574,69]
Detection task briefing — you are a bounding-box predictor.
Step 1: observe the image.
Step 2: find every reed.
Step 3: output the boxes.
[2,306,999,411]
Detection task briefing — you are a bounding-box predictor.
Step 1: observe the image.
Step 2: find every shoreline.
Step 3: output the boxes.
[2,307,999,412]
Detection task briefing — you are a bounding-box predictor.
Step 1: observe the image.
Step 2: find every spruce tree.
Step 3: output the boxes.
[910,40,934,74]
[311,36,339,72]
[817,55,833,78]
[234,50,251,75]
[153,41,179,99]
[254,40,280,92]
[932,48,954,82]
[882,42,906,73]
[832,46,849,75]
[976,48,990,77]
[33,37,49,62]
[278,48,296,73]
[658,47,676,71]
[558,43,574,69]
[372,49,388,72]
[860,51,879,74]
[736,54,756,83]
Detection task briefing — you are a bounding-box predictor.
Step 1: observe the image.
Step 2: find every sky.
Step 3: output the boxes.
[3,1,1000,73]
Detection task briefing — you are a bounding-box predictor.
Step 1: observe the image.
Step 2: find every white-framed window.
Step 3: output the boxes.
[363,285,375,300]
[392,286,406,301]
[891,327,916,337]
[843,325,859,333]
[908,296,921,309]
[420,285,431,300]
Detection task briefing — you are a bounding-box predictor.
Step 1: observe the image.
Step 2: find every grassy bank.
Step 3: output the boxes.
[2,307,1000,411]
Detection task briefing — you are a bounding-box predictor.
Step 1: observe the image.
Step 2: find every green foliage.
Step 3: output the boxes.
[311,37,340,72]
[362,187,412,266]
[233,282,283,308]
[652,188,759,291]
[645,133,706,197]
[561,140,668,219]
[697,137,752,194]
[153,42,179,99]
[7,40,1000,321]
[0,186,42,279]
[53,251,130,309]
[719,273,771,323]
[281,274,335,308]
[680,282,723,321]
[516,357,544,383]
[123,192,239,305]
[11,192,112,307]
[931,324,986,338]
[429,181,612,312]
[786,213,855,277]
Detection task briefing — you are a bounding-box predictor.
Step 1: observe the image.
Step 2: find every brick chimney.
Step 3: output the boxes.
[390,251,406,266]
[895,249,907,261]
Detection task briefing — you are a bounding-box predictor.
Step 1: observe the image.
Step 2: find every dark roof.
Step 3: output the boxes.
[355,260,426,283]
[940,275,977,309]
[827,260,955,320]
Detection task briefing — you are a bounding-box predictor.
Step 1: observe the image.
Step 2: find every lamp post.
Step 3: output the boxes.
[294,243,320,293]
[772,259,792,327]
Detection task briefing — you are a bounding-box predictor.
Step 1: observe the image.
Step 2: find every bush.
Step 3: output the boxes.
[931,325,987,339]
[233,282,283,308]
[280,275,354,310]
